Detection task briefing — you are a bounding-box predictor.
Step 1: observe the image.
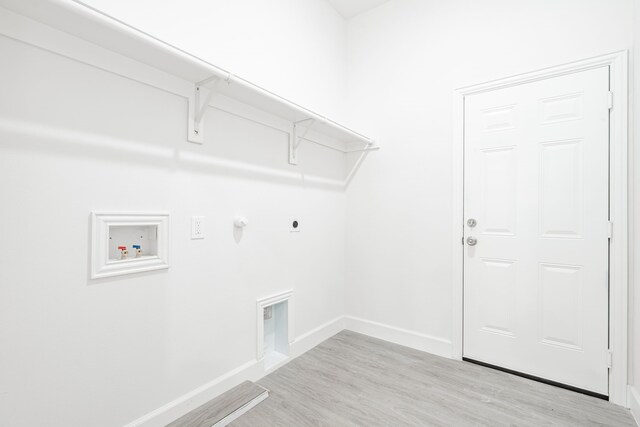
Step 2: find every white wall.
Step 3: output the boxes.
[631,0,640,415]
[81,0,347,121]
[1,1,638,425]
[0,2,348,426]
[632,0,640,395]
[345,0,634,353]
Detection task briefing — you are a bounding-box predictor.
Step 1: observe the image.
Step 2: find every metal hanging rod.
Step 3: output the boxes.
[298,136,347,153]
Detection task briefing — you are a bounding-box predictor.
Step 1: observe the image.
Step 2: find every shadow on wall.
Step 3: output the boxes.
[0,33,364,192]
[0,111,351,191]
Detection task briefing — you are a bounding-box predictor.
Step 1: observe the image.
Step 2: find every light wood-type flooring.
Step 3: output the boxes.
[167,380,268,427]
[231,330,635,426]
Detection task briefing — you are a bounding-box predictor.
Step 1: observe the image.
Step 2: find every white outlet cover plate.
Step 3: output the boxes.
[192,216,205,239]
[290,218,300,233]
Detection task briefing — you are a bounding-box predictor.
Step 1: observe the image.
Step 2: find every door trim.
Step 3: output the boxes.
[451,51,629,406]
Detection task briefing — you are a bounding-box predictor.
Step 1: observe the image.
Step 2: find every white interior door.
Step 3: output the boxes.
[463,66,610,395]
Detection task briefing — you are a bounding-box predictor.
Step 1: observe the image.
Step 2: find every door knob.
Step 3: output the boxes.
[466,236,478,246]
[467,218,477,227]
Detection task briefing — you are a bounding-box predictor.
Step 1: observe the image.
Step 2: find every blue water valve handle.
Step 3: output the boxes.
[132,244,142,257]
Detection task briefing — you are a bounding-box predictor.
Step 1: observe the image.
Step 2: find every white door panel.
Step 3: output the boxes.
[463,67,609,395]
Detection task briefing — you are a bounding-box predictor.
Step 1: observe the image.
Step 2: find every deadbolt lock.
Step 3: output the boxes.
[467,218,477,228]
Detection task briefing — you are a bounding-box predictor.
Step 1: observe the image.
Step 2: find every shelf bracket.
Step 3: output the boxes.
[346,143,379,153]
[289,118,316,165]
[345,140,378,188]
[187,76,223,144]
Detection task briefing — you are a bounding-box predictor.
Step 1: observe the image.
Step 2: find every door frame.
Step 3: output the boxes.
[451,51,629,406]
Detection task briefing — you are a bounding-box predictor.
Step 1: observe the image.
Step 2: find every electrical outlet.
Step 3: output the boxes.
[290,218,300,233]
[191,216,204,239]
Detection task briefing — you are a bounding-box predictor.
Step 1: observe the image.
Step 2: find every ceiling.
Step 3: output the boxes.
[326,0,390,19]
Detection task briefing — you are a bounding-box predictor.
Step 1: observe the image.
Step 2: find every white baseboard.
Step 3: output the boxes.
[629,385,640,426]
[123,315,345,427]
[290,315,345,357]
[259,315,346,375]
[344,315,453,359]
[123,359,263,427]
[123,315,453,427]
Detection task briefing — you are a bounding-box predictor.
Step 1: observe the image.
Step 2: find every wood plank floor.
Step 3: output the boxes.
[168,380,268,427]
[231,330,636,427]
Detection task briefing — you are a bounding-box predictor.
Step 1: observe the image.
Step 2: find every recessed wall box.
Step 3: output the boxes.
[257,290,293,371]
[91,212,170,279]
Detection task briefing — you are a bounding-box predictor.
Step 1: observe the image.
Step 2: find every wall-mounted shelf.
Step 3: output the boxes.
[0,0,379,169]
